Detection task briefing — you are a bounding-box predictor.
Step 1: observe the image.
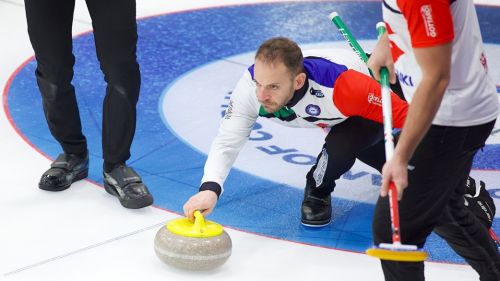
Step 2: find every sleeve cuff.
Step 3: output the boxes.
[199,182,222,198]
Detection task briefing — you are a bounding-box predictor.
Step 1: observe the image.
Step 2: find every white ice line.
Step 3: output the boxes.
[3,220,169,277]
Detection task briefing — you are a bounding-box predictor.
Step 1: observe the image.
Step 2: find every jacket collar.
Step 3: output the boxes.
[285,72,309,107]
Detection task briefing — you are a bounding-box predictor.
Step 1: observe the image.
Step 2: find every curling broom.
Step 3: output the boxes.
[328,13,428,262]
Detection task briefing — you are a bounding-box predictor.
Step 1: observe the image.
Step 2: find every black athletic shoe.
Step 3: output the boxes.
[103,164,153,209]
[39,152,89,191]
[301,185,332,227]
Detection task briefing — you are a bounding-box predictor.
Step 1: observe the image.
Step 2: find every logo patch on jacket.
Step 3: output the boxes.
[305,104,321,116]
[309,87,324,98]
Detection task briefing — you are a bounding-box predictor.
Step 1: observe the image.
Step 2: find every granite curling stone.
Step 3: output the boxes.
[154,210,232,270]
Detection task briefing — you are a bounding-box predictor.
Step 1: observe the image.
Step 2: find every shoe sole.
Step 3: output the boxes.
[103,182,153,209]
[39,169,88,192]
[301,218,332,228]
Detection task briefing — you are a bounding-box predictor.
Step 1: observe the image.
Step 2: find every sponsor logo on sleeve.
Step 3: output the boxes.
[421,5,437,38]
[224,99,234,119]
[367,93,382,106]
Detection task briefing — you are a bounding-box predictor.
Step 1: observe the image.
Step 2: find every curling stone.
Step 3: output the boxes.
[154,210,232,270]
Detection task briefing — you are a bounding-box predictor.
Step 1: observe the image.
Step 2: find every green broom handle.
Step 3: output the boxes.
[329,12,370,64]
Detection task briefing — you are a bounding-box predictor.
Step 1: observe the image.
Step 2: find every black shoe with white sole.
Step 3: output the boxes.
[301,185,332,227]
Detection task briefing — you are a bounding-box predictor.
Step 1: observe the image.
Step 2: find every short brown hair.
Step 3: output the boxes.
[255,37,304,76]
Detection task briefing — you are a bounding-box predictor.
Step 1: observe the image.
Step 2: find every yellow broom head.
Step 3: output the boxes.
[366,243,428,262]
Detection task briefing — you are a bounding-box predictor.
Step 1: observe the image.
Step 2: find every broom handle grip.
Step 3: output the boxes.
[388,182,401,244]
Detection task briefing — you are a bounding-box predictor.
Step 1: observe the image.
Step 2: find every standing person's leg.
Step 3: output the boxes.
[372,125,464,281]
[372,121,498,281]
[86,0,152,209]
[25,0,89,191]
[85,0,140,169]
[433,120,500,281]
[302,117,384,226]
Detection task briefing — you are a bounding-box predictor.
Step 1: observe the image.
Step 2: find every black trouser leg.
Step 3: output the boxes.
[306,117,385,196]
[372,120,499,281]
[85,0,140,167]
[433,122,500,281]
[24,0,87,155]
[434,195,500,281]
[357,137,386,173]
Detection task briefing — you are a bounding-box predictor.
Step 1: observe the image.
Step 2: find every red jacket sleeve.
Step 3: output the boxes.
[332,69,408,128]
[397,0,454,48]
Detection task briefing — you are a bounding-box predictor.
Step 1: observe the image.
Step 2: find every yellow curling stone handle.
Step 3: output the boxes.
[166,210,224,238]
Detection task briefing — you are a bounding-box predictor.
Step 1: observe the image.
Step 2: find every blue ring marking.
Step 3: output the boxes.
[6,2,500,263]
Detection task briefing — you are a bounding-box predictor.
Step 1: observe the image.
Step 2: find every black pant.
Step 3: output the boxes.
[306,80,405,196]
[372,120,500,281]
[24,0,140,166]
[306,116,387,196]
